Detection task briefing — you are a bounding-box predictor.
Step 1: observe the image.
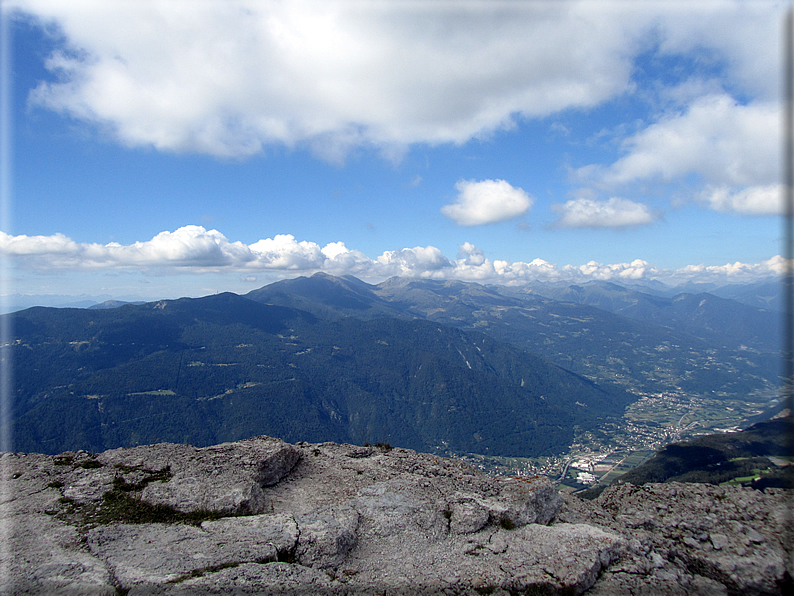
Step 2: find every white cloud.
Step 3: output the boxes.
[698,185,783,216]
[565,259,660,281]
[13,0,781,160]
[375,246,451,277]
[551,197,658,228]
[248,235,325,270]
[320,242,373,275]
[1,226,783,286]
[673,255,788,284]
[581,94,779,191]
[652,2,782,101]
[12,0,648,159]
[441,179,533,226]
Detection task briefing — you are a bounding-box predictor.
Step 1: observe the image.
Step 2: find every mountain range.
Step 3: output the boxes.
[249,273,780,396]
[8,273,783,457]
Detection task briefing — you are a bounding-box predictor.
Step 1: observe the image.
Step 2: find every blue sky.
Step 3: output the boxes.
[0,0,787,301]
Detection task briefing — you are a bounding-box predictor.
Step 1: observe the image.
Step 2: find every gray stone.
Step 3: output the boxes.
[99,436,301,515]
[295,505,358,568]
[503,523,625,593]
[201,513,298,555]
[61,467,117,503]
[2,438,792,595]
[493,475,562,526]
[709,532,729,550]
[448,497,490,534]
[87,516,298,587]
[0,513,115,595]
[683,536,700,549]
[352,479,448,539]
[141,562,336,596]
[746,527,766,543]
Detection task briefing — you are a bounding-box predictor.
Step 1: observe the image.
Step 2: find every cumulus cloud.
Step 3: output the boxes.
[698,185,783,216]
[441,180,533,226]
[612,95,778,187]
[11,0,648,159]
[565,259,660,281]
[248,235,325,270]
[321,242,376,275]
[0,226,250,269]
[1,226,783,286]
[673,256,787,284]
[551,197,658,228]
[578,95,779,206]
[375,246,451,277]
[12,1,779,161]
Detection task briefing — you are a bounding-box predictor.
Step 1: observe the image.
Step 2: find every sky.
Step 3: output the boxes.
[0,0,789,302]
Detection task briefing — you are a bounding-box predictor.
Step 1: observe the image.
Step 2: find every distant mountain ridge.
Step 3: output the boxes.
[246,273,779,398]
[11,290,628,457]
[246,273,407,320]
[499,280,781,351]
[9,273,781,457]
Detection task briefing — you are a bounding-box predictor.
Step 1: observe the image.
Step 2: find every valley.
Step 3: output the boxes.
[6,272,785,489]
[457,388,778,489]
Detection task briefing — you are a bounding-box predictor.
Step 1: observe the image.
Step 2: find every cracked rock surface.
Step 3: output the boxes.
[0,436,791,594]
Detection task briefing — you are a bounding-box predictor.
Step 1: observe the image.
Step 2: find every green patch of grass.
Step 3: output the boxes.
[53,464,227,528]
[84,465,220,526]
[54,456,74,466]
[89,491,226,526]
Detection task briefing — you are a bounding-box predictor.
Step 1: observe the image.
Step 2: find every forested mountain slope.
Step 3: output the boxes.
[11,292,629,456]
[245,274,778,398]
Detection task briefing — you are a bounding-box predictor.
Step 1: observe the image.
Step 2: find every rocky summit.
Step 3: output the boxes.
[0,436,791,595]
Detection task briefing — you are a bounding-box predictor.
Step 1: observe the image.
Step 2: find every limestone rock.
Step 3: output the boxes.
[557,481,794,595]
[87,514,299,588]
[0,513,115,595]
[98,435,301,515]
[448,497,490,534]
[200,513,298,556]
[295,505,358,568]
[1,437,792,595]
[141,562,335,596]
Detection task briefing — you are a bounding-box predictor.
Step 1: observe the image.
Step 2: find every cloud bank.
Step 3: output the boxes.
[441,180,533,226]
[0,226,783,286]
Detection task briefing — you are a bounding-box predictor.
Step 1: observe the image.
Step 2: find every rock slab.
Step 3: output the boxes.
[0,436,791,595]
